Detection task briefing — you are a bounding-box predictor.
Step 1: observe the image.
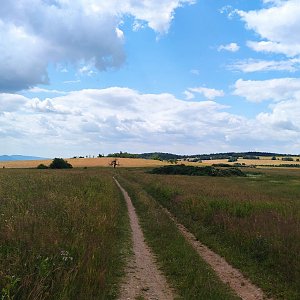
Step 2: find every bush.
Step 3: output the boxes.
[282,157,294,161]
[228,156,238,162]
[37,164,48,169]
[149,165,245,177]
[49,158,73,169]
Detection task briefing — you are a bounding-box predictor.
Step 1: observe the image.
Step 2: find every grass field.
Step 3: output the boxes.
[1,165,299,299]
[118,167,300,299]
[0,168,130,299]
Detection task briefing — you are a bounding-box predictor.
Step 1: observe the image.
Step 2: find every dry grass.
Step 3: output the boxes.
[0,157,168,169]
[198,158,300,166]
[2,156,299,169]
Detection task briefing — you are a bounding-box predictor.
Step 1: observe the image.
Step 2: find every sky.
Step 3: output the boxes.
[1,0,300,157]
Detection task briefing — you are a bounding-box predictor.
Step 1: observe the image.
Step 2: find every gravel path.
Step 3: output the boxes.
[114,178,175,300]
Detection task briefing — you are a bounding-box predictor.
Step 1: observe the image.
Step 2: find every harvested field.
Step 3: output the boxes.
[0,157,167,169]
[200,158,300,166]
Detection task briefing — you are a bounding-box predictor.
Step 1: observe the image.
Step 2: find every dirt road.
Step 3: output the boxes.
[115,178,271,300]
[163,207,271,300]
[114,178,174,300]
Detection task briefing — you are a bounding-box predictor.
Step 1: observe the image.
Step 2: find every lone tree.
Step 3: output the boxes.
[109,159,119,168]
[49,158,73,169]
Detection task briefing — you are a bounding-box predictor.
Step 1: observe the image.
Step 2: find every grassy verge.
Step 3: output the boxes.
[0,168,130,299]
[120,168,300,299]
[116,173,238,300]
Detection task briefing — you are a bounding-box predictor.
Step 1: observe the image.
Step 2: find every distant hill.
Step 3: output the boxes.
[0,155,47,161]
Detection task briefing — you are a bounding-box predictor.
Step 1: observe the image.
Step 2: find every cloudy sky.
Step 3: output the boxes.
[1,0,300,157]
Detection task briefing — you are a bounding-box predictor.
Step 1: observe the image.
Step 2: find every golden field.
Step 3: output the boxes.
[0,157,168,169]
[200,157,300,166]
[1,156,299,169]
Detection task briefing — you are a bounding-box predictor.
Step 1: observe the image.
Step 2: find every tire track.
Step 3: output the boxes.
[161,206,272,300]
[114,178,174,300]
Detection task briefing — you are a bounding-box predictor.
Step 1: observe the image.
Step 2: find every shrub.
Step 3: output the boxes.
[149,165,245,177]
[37,164,48,169]
[282,157,294,161]
[228,156,238,162]
[49,158,73,169]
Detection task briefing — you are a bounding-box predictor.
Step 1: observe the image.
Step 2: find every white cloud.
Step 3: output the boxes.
[64,80,81,84]
[228,58,300,73]
[238,0,300,57]
[186,87,225,100]
[1,87,300,156]
[183,90,195,100]
[218,43,240,52]
[190,69,200,75]
[0,87,246,156]
[0,94,27,113]
[257,99,300,132]
[28,87,67,94]
[0,0,194,92]
[233,78,300,102]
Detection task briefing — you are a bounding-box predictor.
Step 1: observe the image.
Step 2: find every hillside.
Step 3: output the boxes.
[0,155,47,161]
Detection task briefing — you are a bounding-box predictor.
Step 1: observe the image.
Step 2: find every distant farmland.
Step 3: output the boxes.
[2,156,300,169]
[0,157,168,169]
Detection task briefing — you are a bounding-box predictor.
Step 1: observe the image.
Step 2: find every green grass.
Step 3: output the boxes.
[118,167,300,299]
[116,173,238,300]
[0,168,131,300]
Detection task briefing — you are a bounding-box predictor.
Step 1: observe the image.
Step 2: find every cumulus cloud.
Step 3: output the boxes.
[218,43,240,52]
[0,94,27,113]
[1,87,300,155]
[228,58,300,73]
[0,0,194,92]
[238,0,300,57]
[0,87,247,156]
[185,87,225,100]
[233,78,300,102]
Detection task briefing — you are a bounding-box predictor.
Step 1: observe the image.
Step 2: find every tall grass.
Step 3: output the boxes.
[119,168,300,299]
[0,168,130,299]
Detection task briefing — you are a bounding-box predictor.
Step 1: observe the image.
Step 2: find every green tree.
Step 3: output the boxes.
[49,158,73,169]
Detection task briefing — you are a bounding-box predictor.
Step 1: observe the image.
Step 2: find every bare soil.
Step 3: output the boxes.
[114,178,174,300]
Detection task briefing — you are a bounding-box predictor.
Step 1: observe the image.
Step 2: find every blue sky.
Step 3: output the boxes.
[1,0,300,157]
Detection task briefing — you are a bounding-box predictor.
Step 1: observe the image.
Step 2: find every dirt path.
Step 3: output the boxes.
[114,178,174,300]
[162,207,271,300]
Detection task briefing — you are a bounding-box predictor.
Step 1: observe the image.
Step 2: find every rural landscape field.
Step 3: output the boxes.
[1,0,300,299]
[0,158,299,299]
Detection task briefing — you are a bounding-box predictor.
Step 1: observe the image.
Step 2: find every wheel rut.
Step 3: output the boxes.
[114,178,174,300]
[115,177,271,300]
[162,206,272,300]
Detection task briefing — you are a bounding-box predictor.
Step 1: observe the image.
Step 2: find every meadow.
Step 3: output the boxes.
[0,168,130,299]
[1,164,299,299]
[118,167,300,299]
